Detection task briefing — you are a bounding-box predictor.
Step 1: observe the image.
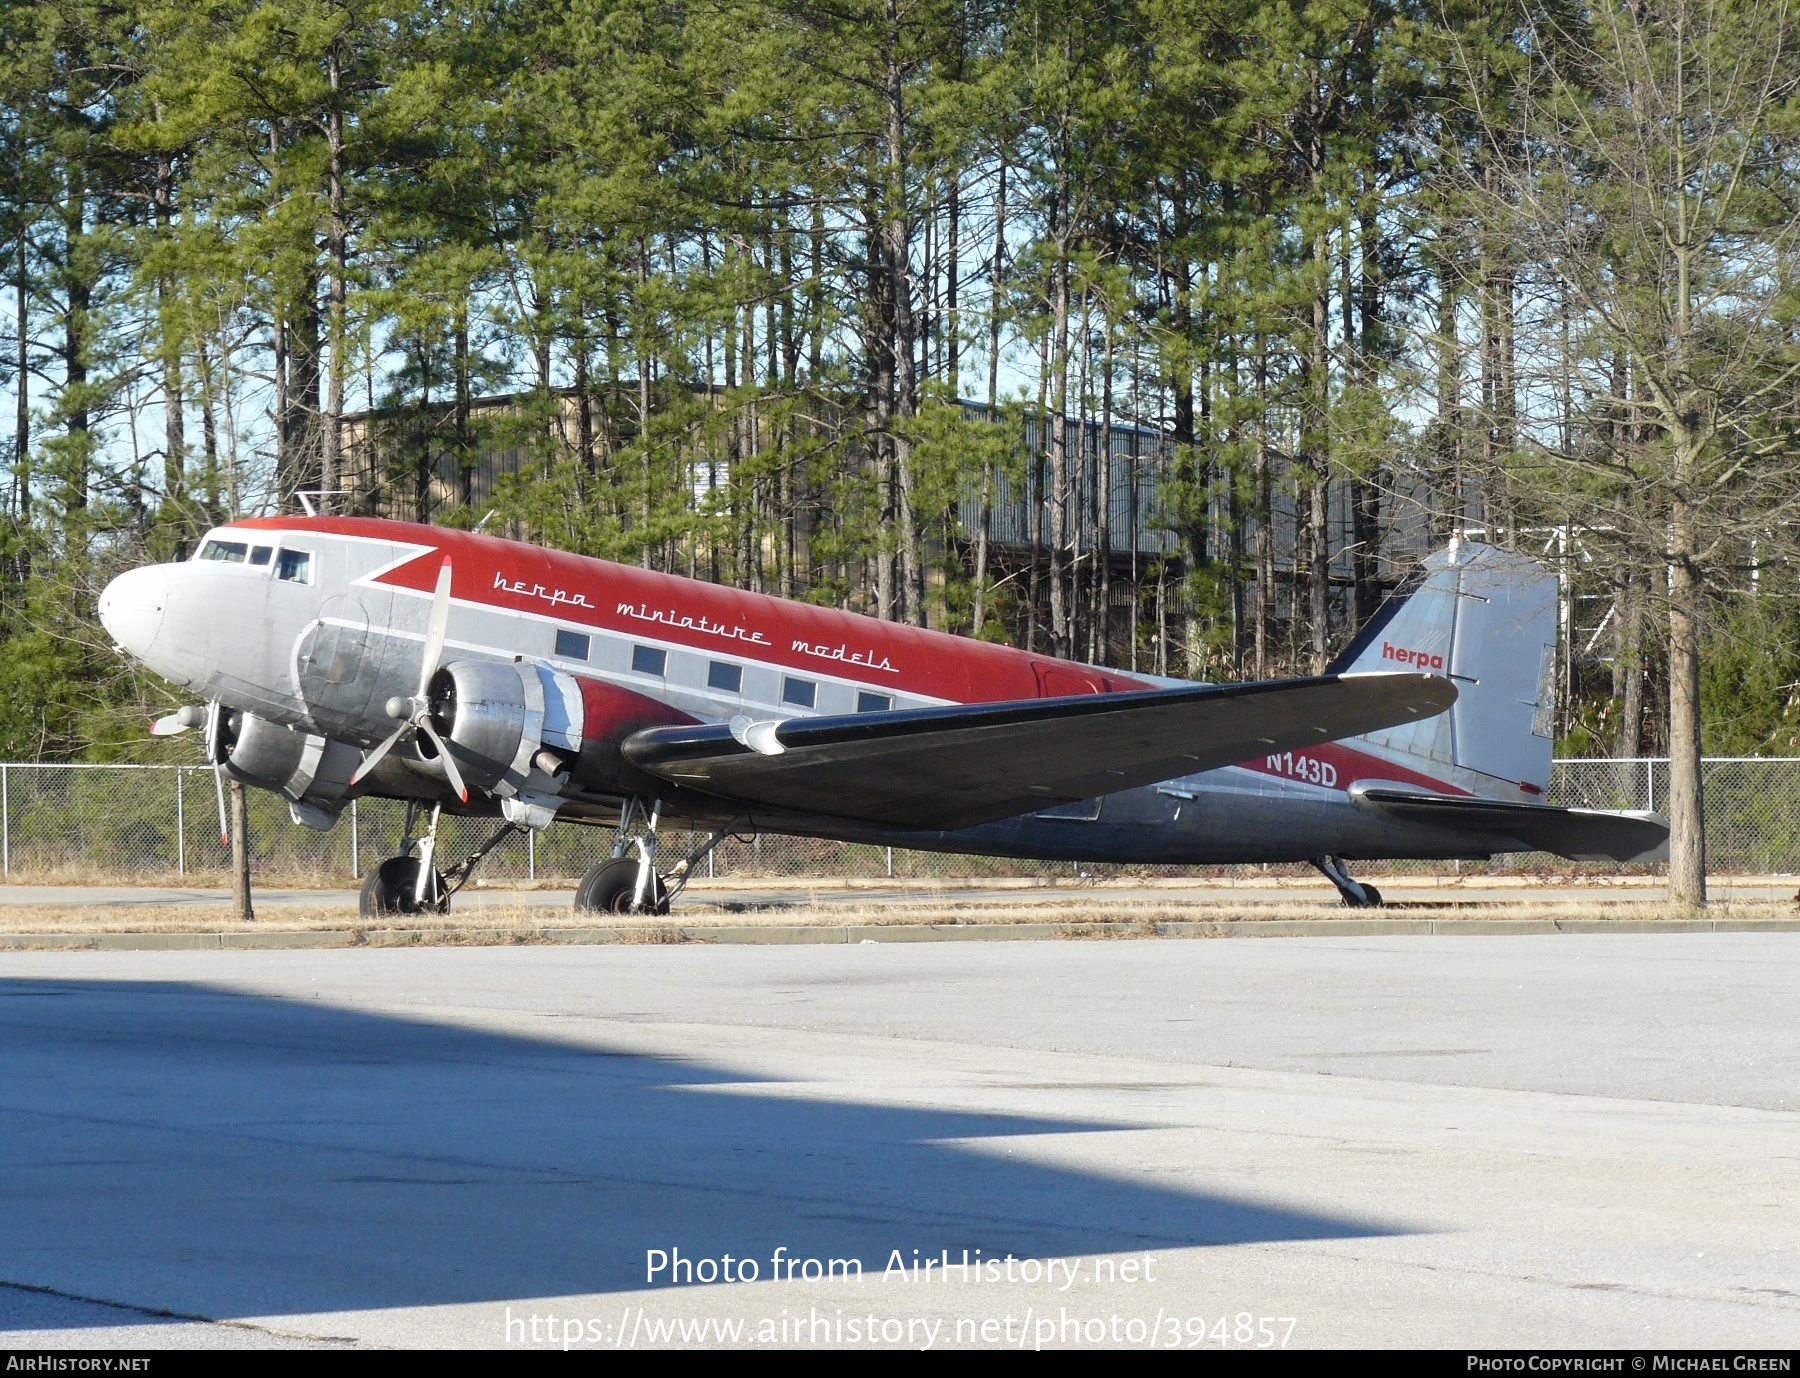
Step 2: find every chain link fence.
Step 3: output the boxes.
[0,759,1791,887]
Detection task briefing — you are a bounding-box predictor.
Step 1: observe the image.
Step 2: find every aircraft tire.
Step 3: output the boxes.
[1339,882,1383,909]
[574,857,670,916]
[360,856,452,917]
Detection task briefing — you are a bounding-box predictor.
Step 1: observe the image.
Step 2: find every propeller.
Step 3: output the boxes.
[350,559,469,803]
[200,700,232,847]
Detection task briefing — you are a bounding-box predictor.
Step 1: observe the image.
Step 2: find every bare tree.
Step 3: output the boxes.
[1453,0,1800,905]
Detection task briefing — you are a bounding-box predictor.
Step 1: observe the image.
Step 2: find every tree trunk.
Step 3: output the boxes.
[416,338,437,522]
[864,176,895,621]
[1306,223,1331,673]
[1047,191,1072,658]
[1253,332,1272,677]
[1434,246,1462,540]
[60,165,90,512]
[1351,207,1382,627]
[14,228,28,534]
[196,335,220,513]
[155,146,186,527]
[1667,490,1706,906]
[1097,321,1113,666]
[946,168,959,389]
[639,243,654,568]
[883,11,923,627]
[322,44,347,516]
[575,333,594,473]
[971,158,1005,639]
[288,281,322,505]
[454,300,473,506]
[1619,571,1644,760]
[229,779,254,923]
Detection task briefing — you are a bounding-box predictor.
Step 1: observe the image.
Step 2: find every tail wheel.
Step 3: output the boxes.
[574,856,670,915]
[360,856,451,917]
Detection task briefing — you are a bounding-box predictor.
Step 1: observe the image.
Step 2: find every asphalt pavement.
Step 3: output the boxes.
[0,934,1795,1348]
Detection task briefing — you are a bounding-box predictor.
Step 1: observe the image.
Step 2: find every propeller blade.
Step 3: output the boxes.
[213,763,230,848]
[417,558,453,700]
[419,721,469,803]
[351,722,411,786]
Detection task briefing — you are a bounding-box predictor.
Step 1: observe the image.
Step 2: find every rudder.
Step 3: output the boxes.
[1331,541,1558,799]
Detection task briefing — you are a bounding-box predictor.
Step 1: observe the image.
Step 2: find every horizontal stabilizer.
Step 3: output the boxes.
[1355,787,1669,863]
[623,672,1457,829]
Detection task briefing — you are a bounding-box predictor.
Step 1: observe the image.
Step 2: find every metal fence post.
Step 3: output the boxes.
[176,768,185,877]
[2,763,8,878]
[350,799,359,879]
[1647,757,1655,812]
[528,826,535,881]
[886,846,893,878]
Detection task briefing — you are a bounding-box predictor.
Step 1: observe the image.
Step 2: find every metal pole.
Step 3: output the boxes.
[1648,757,1655,812]
[3,763,9,877]
[528,826,535,881]
[886,846,893,878]
[176,768,185,877]
[350,799,359,879]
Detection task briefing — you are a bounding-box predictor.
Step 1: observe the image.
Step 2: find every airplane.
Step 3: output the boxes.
[96,515,1668,916]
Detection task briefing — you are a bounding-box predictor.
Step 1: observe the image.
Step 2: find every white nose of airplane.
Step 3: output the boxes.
[98,564,170,662]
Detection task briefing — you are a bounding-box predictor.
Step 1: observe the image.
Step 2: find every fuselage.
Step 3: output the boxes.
[98,516,1510,863]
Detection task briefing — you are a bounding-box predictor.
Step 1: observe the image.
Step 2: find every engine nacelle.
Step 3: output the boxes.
[217,710,361,830]
[407,661,698,807]
[404,660,587,824]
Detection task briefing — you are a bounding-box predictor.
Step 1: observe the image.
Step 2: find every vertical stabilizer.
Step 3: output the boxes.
[1331,543,1558,797]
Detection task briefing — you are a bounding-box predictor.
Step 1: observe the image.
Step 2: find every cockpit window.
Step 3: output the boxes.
[199,539,248,563]
[274,549,313,584]
[248,545,273,567]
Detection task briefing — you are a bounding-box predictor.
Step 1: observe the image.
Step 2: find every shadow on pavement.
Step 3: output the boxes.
[0,977,1398,1324]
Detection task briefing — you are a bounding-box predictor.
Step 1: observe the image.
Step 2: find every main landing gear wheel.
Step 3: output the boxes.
[360,856,451,917]
[574,856,670,916]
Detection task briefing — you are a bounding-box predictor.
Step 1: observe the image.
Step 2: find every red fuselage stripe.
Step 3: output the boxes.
[1235,740,1471,796]
[229,516,1154,704]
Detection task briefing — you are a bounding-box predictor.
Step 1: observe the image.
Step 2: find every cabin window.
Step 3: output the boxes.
[708,661,743,693]
[199,539,247,563]
[274,549,312,584]
[857,691,892,713]
[631,644,666,676]
[781,677,816,709]
[248,546,273,567]
[554,628,590,661]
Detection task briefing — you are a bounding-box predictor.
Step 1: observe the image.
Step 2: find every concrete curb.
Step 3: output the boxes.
[2,916,1798,950]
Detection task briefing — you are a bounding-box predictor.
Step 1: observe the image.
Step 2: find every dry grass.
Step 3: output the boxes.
[677,897,1795,928]
[0,894,1790,939]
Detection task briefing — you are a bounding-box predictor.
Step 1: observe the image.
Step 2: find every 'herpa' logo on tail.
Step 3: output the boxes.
[1382,641,1445,671]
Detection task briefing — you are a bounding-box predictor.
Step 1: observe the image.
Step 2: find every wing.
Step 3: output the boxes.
[621,672,1457,829]
[1354,788,1669,862]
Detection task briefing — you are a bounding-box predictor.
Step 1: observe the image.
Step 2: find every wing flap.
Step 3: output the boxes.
[1355,787,1669,862]
[622,672,1456,829]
